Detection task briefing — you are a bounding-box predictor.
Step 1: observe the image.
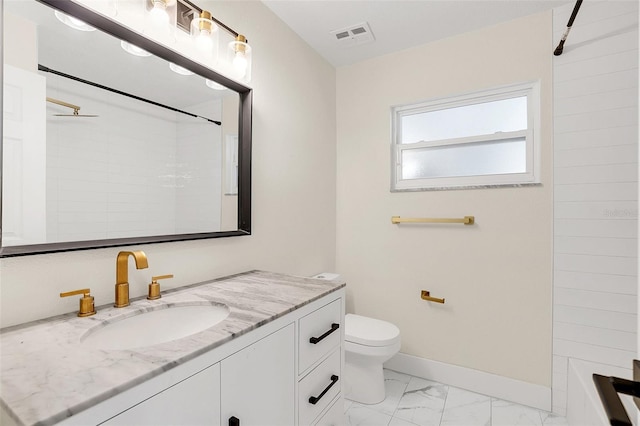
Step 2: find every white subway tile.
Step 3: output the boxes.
[555,253,637,276]
[554,201,638,221]
[552,389,567,417]
[554,144,637,167]
[554,125,638,150]
[555,106,638,134]
[553,339,635,368]
[553,371,568,392]
[554,163,637,185]
[554,235,637,257]
[552,0,638,405]
[554,322,636,351]
[555,183,638,202]
[554,28,638,66]
[555,88,638,117]
[553,356,569,375]
[554,50,639,83]
[555,270,638,296]
[554,69,637,100]
[553,305,636,332]
[554,287,637,314]
[555,218,638,238]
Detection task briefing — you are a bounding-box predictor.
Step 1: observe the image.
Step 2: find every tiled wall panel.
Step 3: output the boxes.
[555,126,638,150]
[554,269,637,293]
[45,75,223,243]
[552,0,638,415]
[555,305,637,332]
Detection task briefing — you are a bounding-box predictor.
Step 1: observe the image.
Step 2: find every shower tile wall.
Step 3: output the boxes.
[552,0,639,415]
[45,76,223,242]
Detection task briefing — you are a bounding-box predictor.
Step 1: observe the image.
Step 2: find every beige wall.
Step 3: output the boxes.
[0,1,337,327]
[336,11,553,386]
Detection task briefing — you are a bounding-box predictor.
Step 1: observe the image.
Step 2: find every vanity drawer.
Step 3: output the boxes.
[299,298,342,374]
[299,348,341,426]
[313,395,345,426]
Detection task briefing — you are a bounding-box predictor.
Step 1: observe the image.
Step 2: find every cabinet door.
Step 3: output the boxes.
[102,364,221,426]
[221,324,295,426]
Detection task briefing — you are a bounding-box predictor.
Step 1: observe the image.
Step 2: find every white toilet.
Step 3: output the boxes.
[344,313,401,404]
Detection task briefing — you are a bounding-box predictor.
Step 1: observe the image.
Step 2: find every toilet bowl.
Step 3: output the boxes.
[344,313,401,404]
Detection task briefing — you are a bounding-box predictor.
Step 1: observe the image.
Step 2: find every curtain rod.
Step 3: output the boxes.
[38,64,222,126]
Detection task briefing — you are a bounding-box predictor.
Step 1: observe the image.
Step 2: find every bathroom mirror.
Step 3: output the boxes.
[1,0,252,257]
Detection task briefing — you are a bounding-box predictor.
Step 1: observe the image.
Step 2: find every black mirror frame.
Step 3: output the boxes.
[0,0,252,257]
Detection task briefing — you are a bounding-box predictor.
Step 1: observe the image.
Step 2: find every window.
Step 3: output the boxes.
[391,81,541,191]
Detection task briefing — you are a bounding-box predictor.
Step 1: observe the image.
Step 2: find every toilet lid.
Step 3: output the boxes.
[345,314,400,347]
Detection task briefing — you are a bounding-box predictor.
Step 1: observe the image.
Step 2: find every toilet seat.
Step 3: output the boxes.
[345,314,400,347]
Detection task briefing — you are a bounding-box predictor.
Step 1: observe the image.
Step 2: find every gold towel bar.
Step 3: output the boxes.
[391,216,474,225]
[421,290,445,304]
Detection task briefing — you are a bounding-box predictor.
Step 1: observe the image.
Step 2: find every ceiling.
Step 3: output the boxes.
[262,0,572,67]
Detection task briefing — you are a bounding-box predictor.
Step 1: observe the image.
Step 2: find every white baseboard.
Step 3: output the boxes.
[384,352,552,412]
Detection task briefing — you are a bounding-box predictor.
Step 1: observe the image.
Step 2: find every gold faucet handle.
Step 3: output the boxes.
[60,288,96,317]
[148,274,173,300]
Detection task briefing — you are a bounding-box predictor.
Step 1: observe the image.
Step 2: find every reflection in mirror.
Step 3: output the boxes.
[1,0,252,256]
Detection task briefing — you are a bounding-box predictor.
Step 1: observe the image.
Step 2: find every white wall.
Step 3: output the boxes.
[0,0,337,327]
[336,11,554,387]
[551,0,639,415]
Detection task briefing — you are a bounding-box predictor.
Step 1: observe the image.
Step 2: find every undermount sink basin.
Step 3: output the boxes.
[82,304,230,350]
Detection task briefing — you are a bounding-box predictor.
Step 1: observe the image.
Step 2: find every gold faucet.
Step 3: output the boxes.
[114,251,149,308]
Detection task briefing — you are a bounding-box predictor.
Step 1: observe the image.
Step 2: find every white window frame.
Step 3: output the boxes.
[391,81,541,191]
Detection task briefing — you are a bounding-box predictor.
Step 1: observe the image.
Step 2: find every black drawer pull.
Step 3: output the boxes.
[309,323,339,344]
[308,375,339,405]
[229,416,240,426]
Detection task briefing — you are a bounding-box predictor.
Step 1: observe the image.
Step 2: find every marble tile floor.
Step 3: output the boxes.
[344,369,568,426]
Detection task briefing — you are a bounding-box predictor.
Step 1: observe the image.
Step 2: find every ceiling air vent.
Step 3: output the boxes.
[330,22,375,47]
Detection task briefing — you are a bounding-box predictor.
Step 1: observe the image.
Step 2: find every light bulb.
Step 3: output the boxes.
[229,35,250,81]
[121,41,151,57]
[149,1,169,26]
[191,12,217,53]
[169,63,194,76]
[206,79,226,90]
[54,10,96,32]
[232,52,248,77]
[195,31,213,52]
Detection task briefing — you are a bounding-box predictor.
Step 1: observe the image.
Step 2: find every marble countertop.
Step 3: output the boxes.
[0,270,345,426]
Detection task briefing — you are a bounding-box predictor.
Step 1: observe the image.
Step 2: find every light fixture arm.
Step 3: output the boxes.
[178,0,243,40]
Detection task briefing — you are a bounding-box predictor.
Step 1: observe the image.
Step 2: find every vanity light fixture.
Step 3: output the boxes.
[169,62,194,75]
[190,10,218,54]
[54,10,96,31]
[149,0,170,25]
[228,34,252,82]
[120,40,152,57]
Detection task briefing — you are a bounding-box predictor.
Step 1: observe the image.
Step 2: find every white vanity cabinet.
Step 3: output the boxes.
[58,289,344,426]
[220,324,295,426]
[102,364,222,425]
[105,324,296,426]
